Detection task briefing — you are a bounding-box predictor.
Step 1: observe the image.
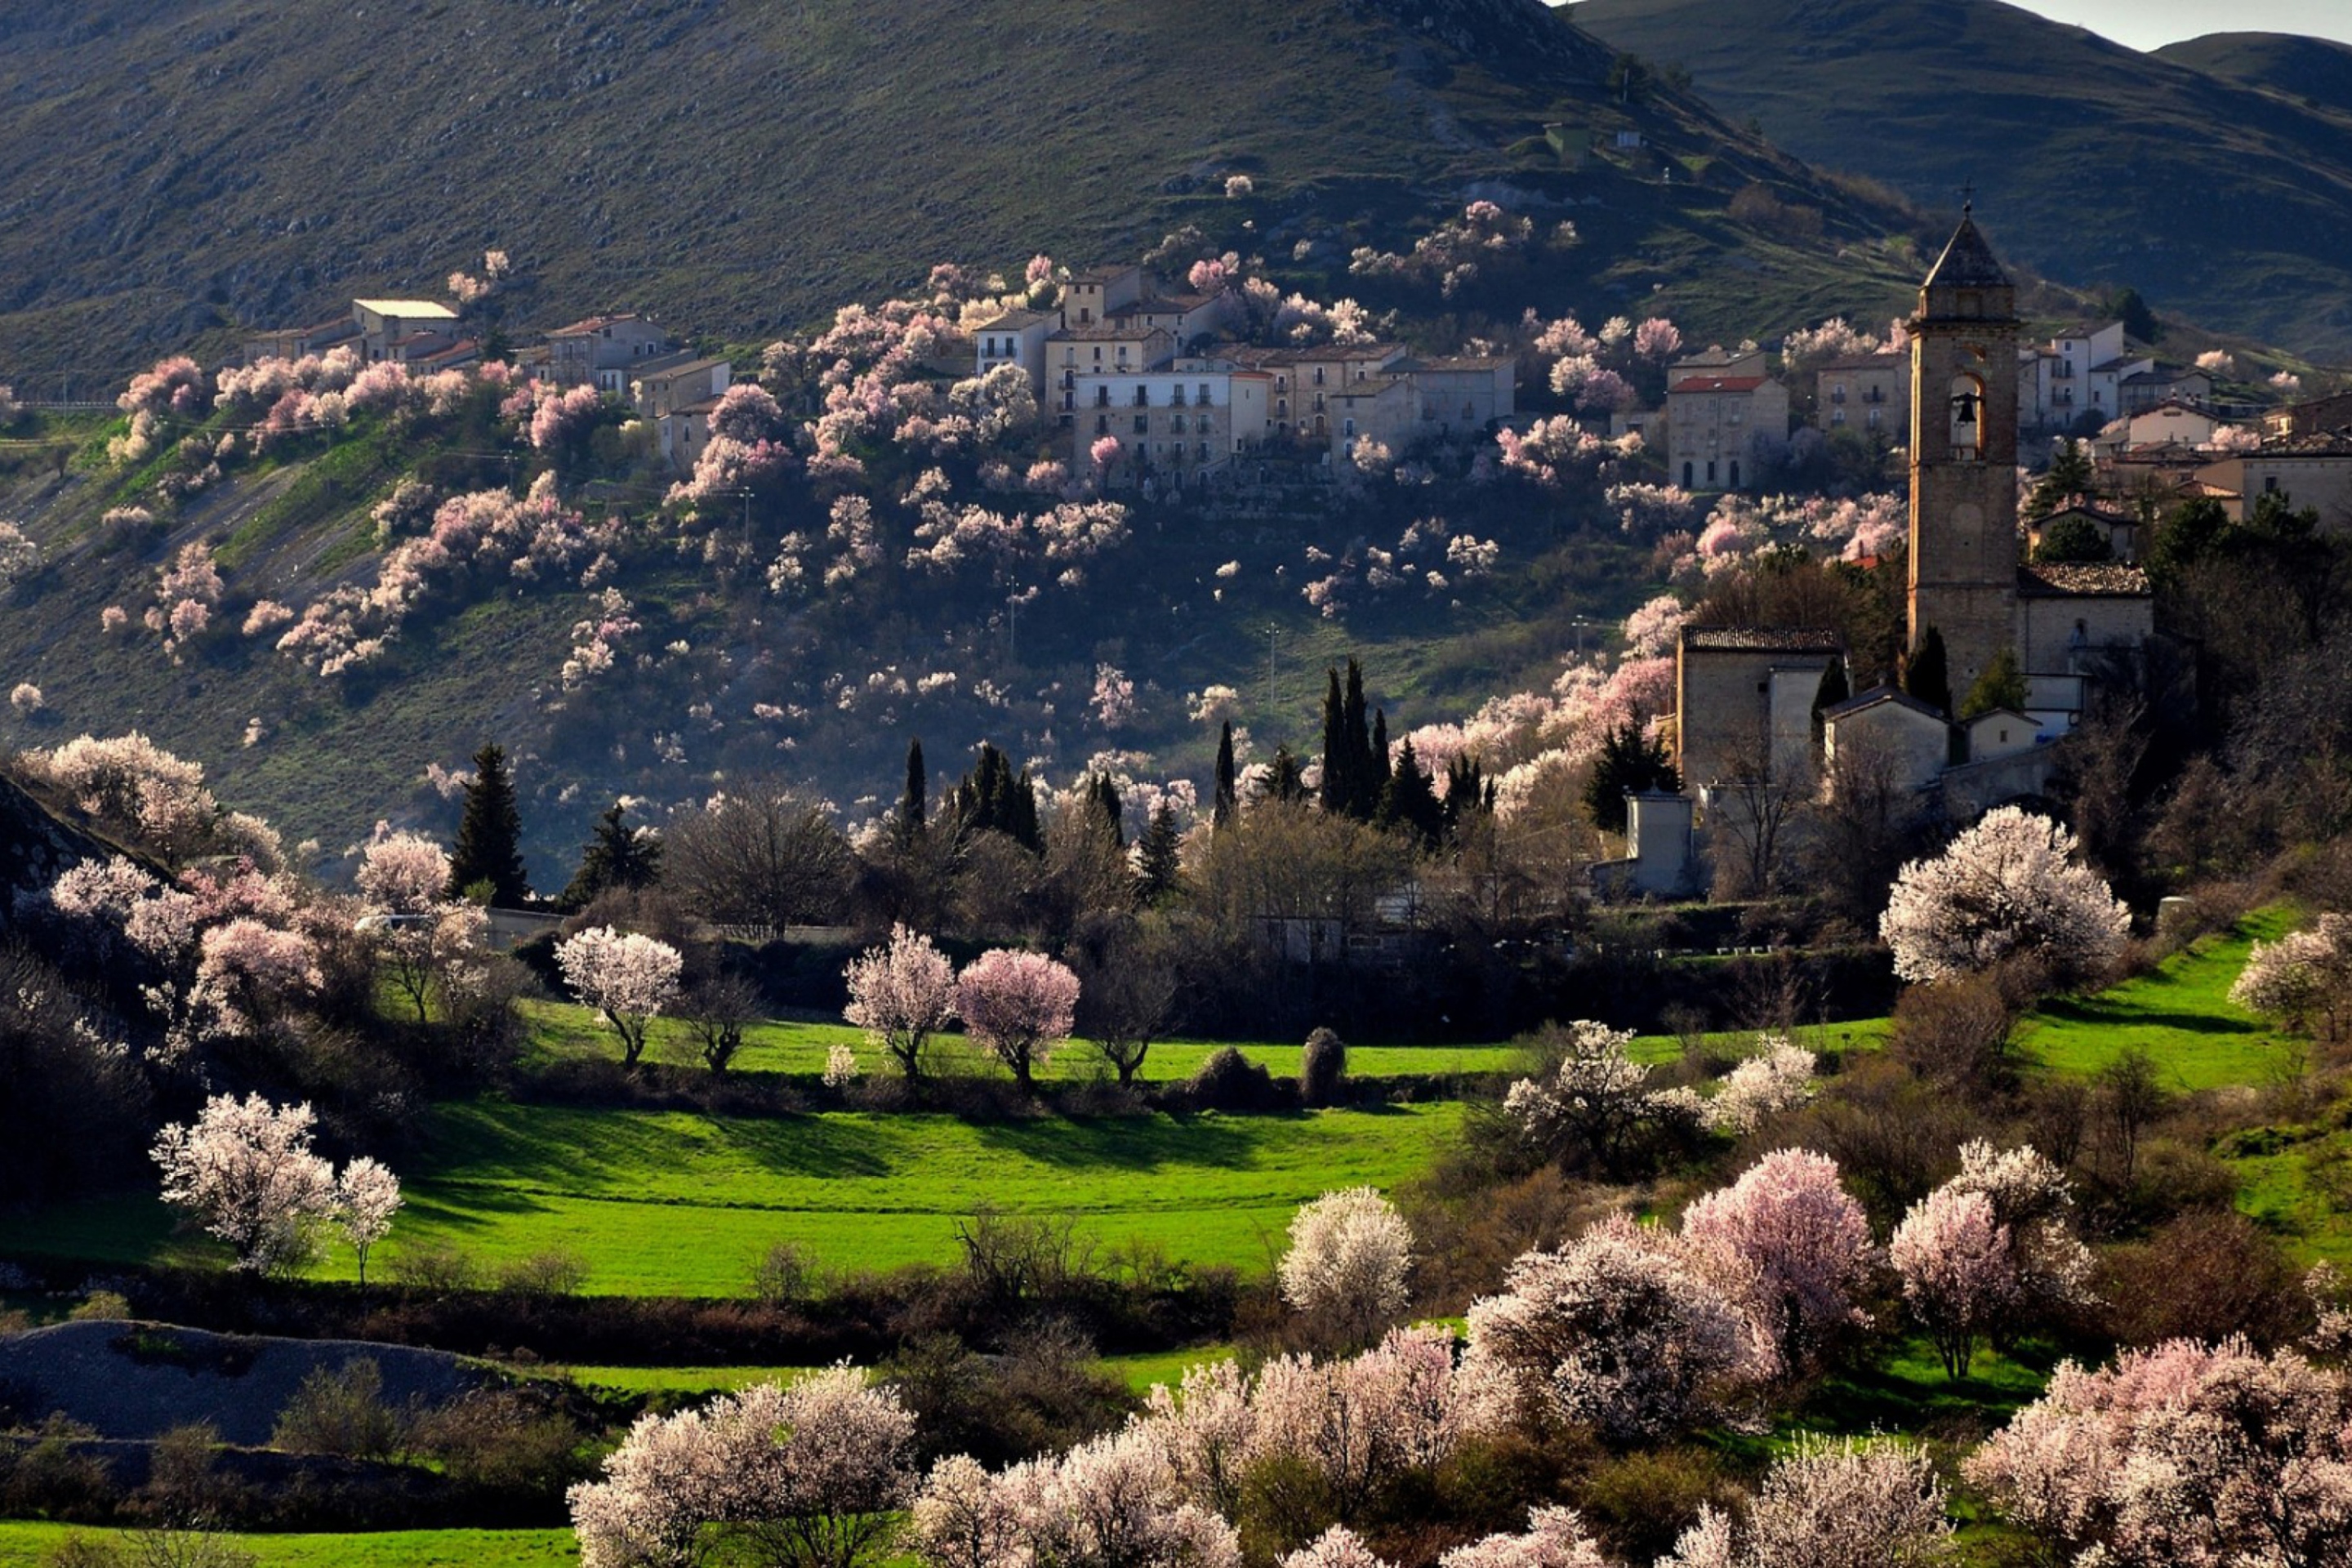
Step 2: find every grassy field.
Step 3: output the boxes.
[557,1344,1232,1397]
[2012,909,2296,1091]
[0,1524,579,1566]
[10,1101,1468,1295]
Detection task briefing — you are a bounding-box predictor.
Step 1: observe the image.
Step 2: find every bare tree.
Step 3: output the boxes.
[1071,915,1181,1085]
[1706,734,1812,900]
[670,972,764,1074]
[664,780,853,932]
[1800,733,1928,936]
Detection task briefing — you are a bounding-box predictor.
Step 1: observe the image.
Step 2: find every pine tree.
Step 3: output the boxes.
[560,801,662,909]
[1904,627,1953,717]
[2025,439,2095,520]
[894,739,928,848]
[1581,722,1682,835]
[447,742,528,905]
[1136,802,1182,902]
[1213,722,1239,829]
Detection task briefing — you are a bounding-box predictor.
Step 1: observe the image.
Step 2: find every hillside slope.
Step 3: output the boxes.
[2156,31,2352,108]
[0,0,1907,382]
[1570,0,2352,355]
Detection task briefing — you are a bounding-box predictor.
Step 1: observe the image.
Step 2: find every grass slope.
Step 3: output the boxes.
[0,0,1905,381]
[10,1100,1467,1295]
[0,1524,578,1567]
[1570,0,2352,354]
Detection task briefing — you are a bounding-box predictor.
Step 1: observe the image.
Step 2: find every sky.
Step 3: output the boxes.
[2005,0,2352,51]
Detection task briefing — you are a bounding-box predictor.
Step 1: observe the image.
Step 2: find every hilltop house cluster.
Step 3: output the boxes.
[974,263,1516,485]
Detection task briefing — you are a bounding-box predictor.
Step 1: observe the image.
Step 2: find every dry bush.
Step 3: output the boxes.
[269,1360,405,1459]
[2096,1209,2309,1348]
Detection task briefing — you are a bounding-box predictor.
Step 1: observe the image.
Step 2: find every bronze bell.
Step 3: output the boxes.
[1953,391,1979,425]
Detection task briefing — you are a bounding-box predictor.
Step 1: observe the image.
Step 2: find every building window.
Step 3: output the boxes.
[1172,415,1186,434]
[1095,387,1110,407]
[1276,399,1289,417]
[1198,383,1210,403]
[1134,415,1148,434]
[1343,417,1356,439]
[1683,461,1694,487]
[1313,367,1326,385]
[1867,408,1882,430]
[1171,385,1186,407]
[1198,442,1209,461]
[1831,386,1847,404]
[2266,475,2280,493]
[1707,461,1717,484]
[1832,408,1846,426]
[1730,461,1741,488]
[1096,414,1109,434]
[1134,386,1149,407]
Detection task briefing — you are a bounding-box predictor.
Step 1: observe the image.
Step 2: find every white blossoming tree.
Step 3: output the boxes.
[1879,807,2130,987]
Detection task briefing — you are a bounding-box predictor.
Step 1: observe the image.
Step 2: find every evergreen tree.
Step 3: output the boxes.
[1377,740,1445,849]
[1811,658,1851,743]
[1341,660,1373,818]
[447,742,528,905]
[560,801,662,910]
[952,742,1044,853]
[1213,721,1239,829]
[2025,439,2095,520]
[1442,754,1494,835]
[1369,709,1392,803]
[2033,514,2113,564]
[1136,802,1182,902]
[1269,746,1310,804]
[1960,646,2031,721]
[1581,722,1681,835]
[1904,627,1953,717]
[2147,496,2232,581]
[893,739,928,848]
[1318,666,1351,817]
[1087,773,1126,847]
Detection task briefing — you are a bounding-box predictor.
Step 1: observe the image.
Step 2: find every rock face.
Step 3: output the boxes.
[0,773,112,930]
[0,1320,491,1445]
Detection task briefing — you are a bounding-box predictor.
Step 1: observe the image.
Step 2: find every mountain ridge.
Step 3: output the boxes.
[1570,0,2352,357]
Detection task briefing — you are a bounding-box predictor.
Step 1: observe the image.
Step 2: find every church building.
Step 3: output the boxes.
[1662,209,2154,850]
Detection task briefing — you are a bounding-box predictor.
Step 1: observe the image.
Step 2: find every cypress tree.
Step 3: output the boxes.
[1089,773,1126,847]
[1213,722,1239,829]
[1137,801,1182,902]
[1960,646,2030,721]
[1377,740,1444,849]
[1318,667,1350,816]
[1008,764,1043,853]
[1341,659,1373,818]
[1904,627,1953,717]
[1442,754,1492,835]
[1369,709,1392,802]
[448,742,528,905]
[894,739,928,847]
[560,800,661,910]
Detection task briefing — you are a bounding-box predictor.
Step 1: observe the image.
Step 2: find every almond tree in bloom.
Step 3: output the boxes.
[0,520,39,593]
[843,924,958,1082]
[1704,1036,1817,1136]
[1464,1217,1765,1444]
[1963,1337,2352,1568]
[954,947,1080,1092]
[357,828,487,1023]
[1879,806,2130,987]
[2230,913,2352,1037]
[1887,1187,2010,1379]
[909,1425,1240,1568]
[555,925,684,1069]
[1659,1437,1953,1568]
[1278,1187,1414,1349]
[332,1156,403,1285]
[1282,1526,1392,1568]
[1437,1507,1612,1568]
[568,1365,918,1568]
[9,681,41,715]
[1680,1148,1873,1375]
[151,1093,336,1274]
[1503,1019,1702,1177]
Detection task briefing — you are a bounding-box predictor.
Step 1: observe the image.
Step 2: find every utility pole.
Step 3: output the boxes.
[1007,592,1021,667]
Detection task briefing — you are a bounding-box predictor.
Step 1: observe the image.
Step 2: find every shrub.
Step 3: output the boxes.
[136,1422,230,1527]
[410,1388,586,1496]
[1189,1045,1279,1111]
[387,1242,481,1294]
[1574,1446,1731,1563]
[269,1359,405,1459]
[496,1249,590,1297]
[2096,1209,2306,1348]
[69,1290,133,1322]
[1300,1028,1348,1107]
[750,1240,818,1306]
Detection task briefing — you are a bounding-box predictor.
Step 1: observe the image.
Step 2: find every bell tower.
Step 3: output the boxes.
[1908,207,2020,696]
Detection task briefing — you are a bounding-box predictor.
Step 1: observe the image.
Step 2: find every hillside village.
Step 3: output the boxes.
[19,4,2352,1566]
